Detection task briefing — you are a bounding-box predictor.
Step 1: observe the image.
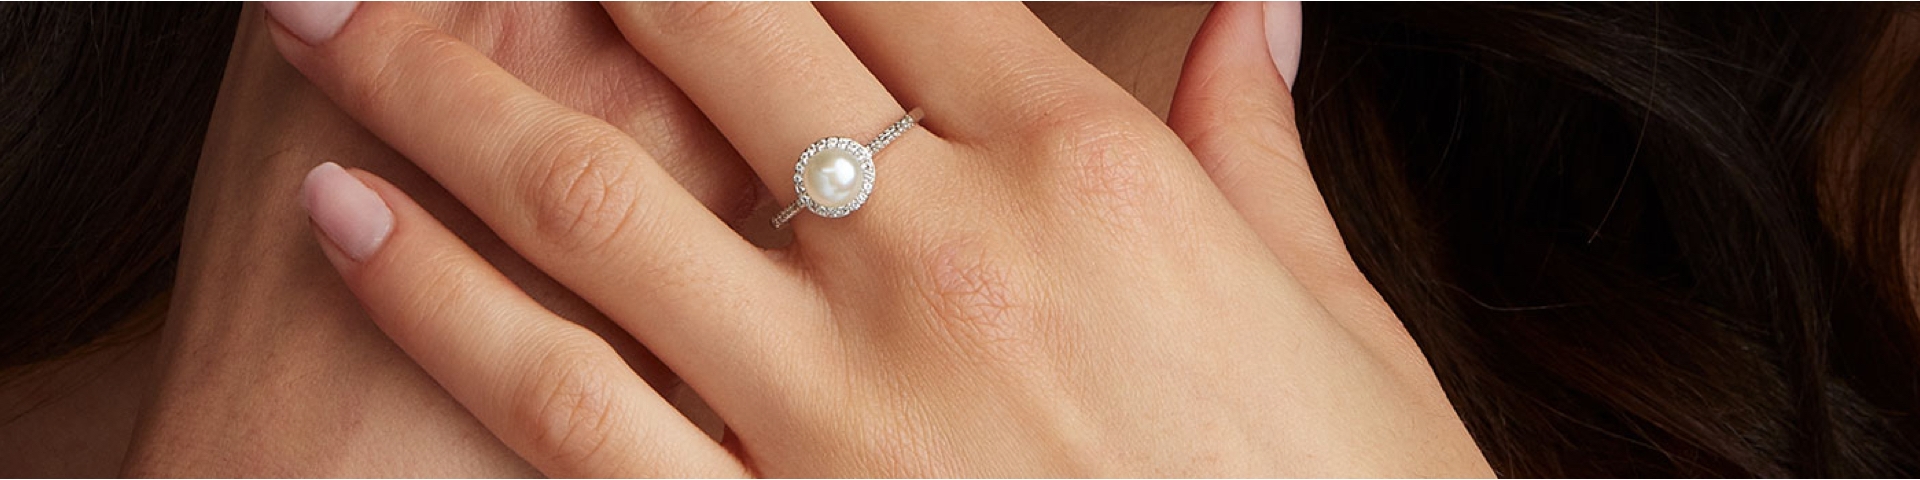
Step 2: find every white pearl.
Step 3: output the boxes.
[803,146,863,208]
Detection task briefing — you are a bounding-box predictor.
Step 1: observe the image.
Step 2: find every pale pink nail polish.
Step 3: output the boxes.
[264,1,359,45]
[302,162,393,261]
[1263,1,1302,90]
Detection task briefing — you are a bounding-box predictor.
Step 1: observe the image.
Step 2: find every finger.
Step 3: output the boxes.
[1165,3,1422,364]
[818,2,1156,143]
[602,2,930,214]
[265,3,835,408]
[419,2,766,224]
[393,2,763,225]
[301,163,745,478]
[398,2,763,408]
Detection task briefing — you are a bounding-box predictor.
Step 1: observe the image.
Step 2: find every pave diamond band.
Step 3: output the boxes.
[772,108,922,229]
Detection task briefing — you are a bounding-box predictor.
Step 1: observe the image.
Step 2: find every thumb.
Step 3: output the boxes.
[1168,2,1414,359]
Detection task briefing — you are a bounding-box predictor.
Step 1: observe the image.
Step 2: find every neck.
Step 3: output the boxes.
[0,319,158,476]
[0,4,1219,476]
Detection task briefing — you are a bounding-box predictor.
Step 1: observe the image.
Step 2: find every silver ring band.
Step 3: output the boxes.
[772,108,923,229]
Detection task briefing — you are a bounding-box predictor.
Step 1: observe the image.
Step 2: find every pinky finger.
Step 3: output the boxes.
[300,162,745,478]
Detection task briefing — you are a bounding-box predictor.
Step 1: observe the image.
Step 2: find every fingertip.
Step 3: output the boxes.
[1264,1,1302,90]
[1179,2,1290,95]
[341,166,414,207]
[264,1,360,46]
[260,2,365,100]
[302,162,393,262]
[1170,1,1296,141]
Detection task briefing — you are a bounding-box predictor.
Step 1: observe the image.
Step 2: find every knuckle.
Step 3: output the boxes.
[910,237,1045,361]
[517,124,651,257]
[514,340,622,467]
[1034,114,1178,228]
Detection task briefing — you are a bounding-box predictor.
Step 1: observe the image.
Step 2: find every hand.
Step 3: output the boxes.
[125,3,749,475]
[272,2,1491,476]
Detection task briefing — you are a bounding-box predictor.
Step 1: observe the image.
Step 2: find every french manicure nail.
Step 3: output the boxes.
[264,1,359,45]
[1263,1,1302,89]
[302,162,393,261]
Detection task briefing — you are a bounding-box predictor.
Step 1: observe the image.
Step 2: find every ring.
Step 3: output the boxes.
[772,108,923,229]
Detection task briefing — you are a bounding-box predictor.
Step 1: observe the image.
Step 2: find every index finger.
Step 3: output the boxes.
[264,2,836,413]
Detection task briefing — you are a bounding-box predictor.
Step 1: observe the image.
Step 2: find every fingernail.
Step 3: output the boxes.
[1263,1,1302,89]
[302,162,392,261]
[265,1,359,45]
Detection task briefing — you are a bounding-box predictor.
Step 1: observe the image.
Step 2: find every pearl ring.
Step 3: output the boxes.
[772,108,922,229]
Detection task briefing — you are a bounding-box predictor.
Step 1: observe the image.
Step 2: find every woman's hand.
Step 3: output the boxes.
[126,3,751,475]
[271,2,1491,476]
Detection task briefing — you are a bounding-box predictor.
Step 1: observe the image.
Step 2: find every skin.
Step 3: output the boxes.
[12,3,756,476]
[280,1,1486,477]
[1,2,1485,476]
[9,3,1901,476]
[3,3,1221,476]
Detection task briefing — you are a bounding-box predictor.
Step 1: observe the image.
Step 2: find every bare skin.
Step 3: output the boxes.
[276,0,1480,474]
[0,3,1222,476]
[7,3,1896,476]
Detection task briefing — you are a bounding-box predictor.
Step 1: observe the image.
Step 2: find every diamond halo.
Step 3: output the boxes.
[771,108,920,229]
[791,137,876,219]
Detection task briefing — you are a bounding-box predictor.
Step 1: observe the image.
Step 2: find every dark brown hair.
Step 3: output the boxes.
[1296,3,1920,476]
[2,2,1916,477]
[0,2,239,369]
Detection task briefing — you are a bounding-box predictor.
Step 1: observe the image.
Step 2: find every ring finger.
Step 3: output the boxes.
[604,2,938,235]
